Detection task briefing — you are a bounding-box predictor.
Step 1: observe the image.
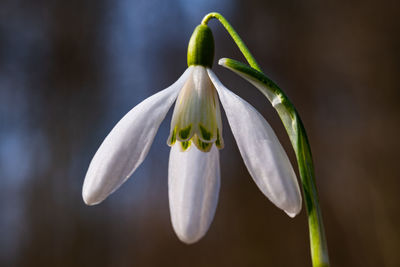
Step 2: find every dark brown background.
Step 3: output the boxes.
[1,0,399,266]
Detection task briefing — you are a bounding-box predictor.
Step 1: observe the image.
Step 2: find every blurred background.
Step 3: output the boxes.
[1,0,399,266]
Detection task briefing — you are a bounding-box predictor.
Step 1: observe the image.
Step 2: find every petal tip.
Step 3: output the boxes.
[285,211,297,218]
[284,204,302,218]
[82,187,102,206]
[176,233,203,245]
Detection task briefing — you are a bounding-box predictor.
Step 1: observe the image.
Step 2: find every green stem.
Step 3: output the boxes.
[201,12,262,72]
[202,12,330,267]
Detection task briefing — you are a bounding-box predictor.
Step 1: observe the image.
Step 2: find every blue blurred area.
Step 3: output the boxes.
[0,0,235,265]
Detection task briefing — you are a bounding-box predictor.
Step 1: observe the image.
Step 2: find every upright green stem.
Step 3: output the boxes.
[202,13,330,267]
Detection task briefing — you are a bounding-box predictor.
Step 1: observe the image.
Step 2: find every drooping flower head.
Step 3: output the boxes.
[83,22,301,244]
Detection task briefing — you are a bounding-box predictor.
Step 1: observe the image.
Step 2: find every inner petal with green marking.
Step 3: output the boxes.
[167,66,224,152]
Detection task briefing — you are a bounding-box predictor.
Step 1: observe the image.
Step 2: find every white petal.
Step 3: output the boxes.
[82,68,192,205]
[168,145,220,244]
[208,70,302,217]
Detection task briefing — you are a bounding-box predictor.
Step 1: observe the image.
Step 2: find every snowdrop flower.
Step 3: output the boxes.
[83,24,301,244]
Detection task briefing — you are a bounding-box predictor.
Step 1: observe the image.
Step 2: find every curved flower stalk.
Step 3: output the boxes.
[83,22,302,244]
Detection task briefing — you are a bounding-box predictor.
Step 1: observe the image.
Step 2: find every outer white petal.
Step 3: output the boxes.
[168,145,220,244]
[208,70,302,217]
[82,68,192,205]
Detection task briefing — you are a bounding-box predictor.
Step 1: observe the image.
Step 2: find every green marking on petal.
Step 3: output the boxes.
[168,126,177,146]
[196,138,212,152]
[179,125,192,140]
[180,140,191,151]
[215,128,224,149]
[199,124,213,141]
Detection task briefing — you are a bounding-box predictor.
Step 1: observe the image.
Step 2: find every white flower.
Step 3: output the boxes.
[82,65,302,244]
